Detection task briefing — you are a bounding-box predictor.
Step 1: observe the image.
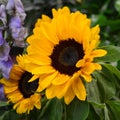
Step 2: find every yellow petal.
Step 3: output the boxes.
[40,22,59,44]
[32,66,55,74]
[27,34,54,55]
[30,94,41,109]
[90,25,100,43]
[82,62,96,74]
[27,45,52,57]
[52,6,70,18]
[81,73,92,82]
[14,99,30,114]
[7,90,23,103]
[46,81,70,99]
[41,14,51,22]
[28,74,40,82]
[64,86,75,104]
[52,73,70,85]
[56,81,71,99]
[72,77,86,101]
[35,15,51,27]
[54,14,69,40]
[39,71,58,91]
[91,49,107,57]
[4,86,18,94]
[0,78,18,86]
[93,63,102,70]
[27,54,51,66]
[25,63,40,73]
[83,40,89,52]
[89,39,97,51]
[46,85,56,99]
[33,94,41,109]
[76,59,85,68]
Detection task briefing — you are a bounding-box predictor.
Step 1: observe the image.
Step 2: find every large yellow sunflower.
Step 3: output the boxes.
[26,7,107,104]
[0,55,41,114]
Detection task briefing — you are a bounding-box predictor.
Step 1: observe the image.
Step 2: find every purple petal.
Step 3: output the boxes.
[9,16,27,47]
[0,30,4,45]
[6,0,15,11]
[9,16,21,28]
[6,0,26,22]
[12,27,27,40]
[15,0,26,21]
[0,42,10,61]
[0,84,6,101]
[0,57,13,79]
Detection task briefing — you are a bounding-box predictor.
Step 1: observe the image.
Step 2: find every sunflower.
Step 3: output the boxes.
[26,7,107,104]
[0,55,41,114]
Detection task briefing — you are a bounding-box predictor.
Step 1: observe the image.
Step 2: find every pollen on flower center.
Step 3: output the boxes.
[18,71,39,98]
[50,39,85,76]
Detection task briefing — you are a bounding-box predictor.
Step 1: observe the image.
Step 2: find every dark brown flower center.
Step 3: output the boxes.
[50,39,84,76]
[18,71,39,98]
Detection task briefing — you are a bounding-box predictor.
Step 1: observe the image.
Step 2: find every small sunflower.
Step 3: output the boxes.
[26,7,107,104]
[0,55,41,114]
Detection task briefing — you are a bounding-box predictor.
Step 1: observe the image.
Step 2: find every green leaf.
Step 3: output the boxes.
[89,102,105,109]
[96,45,120,62]
[101,64,120,97]
[2,110,21,120]
[39,98,63,120]
[86,79,105,119]
[87,64,116,103]
[0,101,8,107]
[65,98,89,120]
[107,101,120,120]
[0,111,9,120]
[93,69,116,101]
[117,60,120,70]
[104,105,110,120]
[86,105,101,120]
[102,64,120,80]
[86,79,102,104]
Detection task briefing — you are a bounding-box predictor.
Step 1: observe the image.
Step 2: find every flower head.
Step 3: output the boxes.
[0,55,41,114]
[26,7,107,104]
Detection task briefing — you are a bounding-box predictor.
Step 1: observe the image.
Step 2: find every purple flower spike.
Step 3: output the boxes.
[6,0,26,22]
[0,4,7,29]
[9,16,27,47]
[0,84,6,101]
[0,56,13,79]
